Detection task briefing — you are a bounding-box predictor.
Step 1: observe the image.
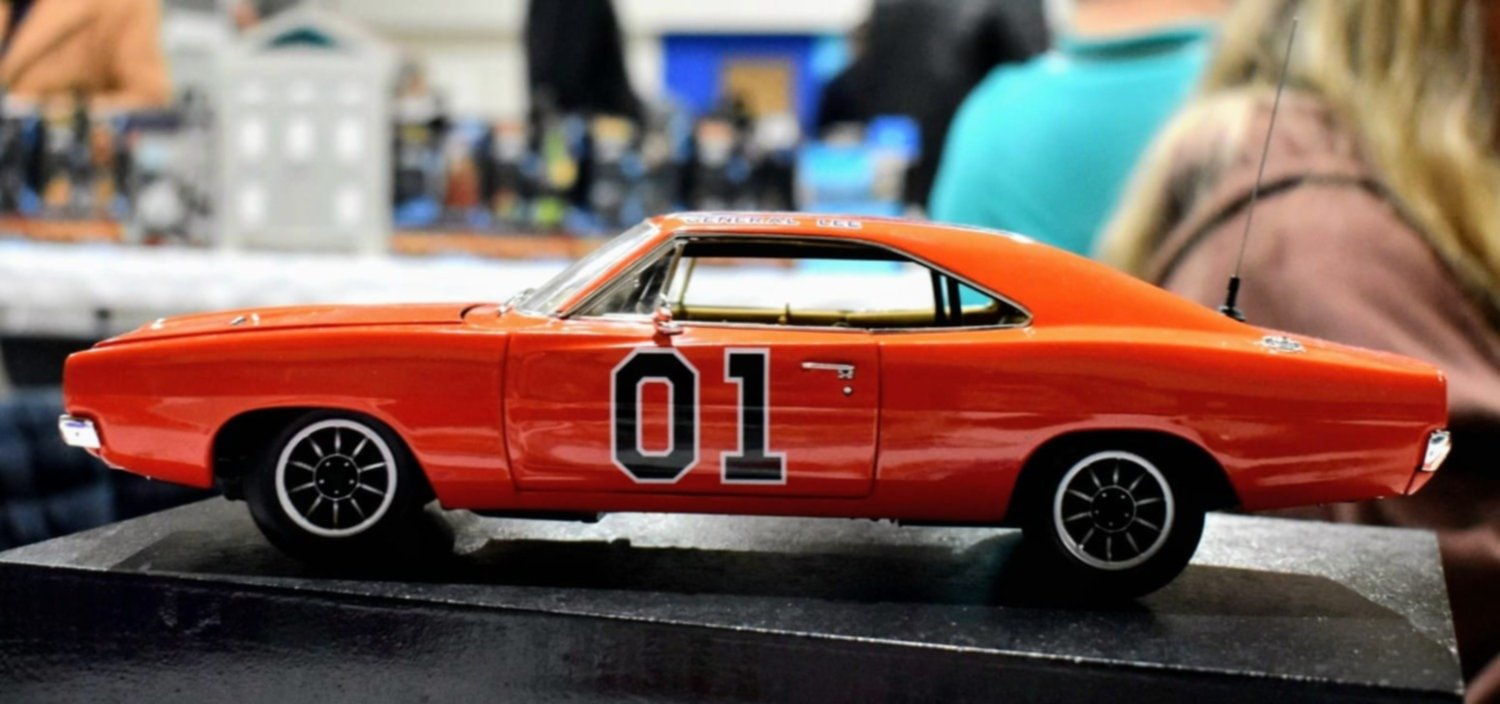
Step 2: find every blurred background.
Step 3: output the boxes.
[0,0,1050,547]
[0,0,1054,384]
[1,0,1498,698]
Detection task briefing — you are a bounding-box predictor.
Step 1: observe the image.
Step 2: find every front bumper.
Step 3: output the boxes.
[58,415,101,450]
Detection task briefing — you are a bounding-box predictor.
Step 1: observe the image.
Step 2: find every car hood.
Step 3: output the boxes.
[99,303,481,347]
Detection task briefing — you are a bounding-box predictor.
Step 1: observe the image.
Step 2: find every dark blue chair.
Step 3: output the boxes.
[0,389,210,550]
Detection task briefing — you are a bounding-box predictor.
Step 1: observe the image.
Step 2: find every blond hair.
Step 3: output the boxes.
[1101,0,1500,310]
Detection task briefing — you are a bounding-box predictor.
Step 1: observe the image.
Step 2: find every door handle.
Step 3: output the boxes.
[802,361,855,380]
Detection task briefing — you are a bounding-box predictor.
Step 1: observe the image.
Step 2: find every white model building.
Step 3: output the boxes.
[217,7,396,254]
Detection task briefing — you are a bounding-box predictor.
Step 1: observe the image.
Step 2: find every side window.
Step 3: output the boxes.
[931,272,1016,328]
[577,237,1027,329]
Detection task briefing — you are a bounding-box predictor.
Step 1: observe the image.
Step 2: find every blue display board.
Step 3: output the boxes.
[662,34,842,131]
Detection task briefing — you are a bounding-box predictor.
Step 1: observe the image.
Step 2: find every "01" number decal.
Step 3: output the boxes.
[610,348,785,485]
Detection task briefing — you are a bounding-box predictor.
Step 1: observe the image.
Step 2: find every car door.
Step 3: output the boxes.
[505,317,879,497]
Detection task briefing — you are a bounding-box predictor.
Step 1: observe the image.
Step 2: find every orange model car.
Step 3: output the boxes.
[58,214,1451,595]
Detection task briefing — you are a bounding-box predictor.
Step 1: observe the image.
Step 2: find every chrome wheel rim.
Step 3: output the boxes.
[1052,450,1175,571]
[275,419,398,538]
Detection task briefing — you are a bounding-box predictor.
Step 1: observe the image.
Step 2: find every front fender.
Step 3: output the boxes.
[63,325,511,503]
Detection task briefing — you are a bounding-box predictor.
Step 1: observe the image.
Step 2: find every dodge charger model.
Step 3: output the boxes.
[59,213,1451,596]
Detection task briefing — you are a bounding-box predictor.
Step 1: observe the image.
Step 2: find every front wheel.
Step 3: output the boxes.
[1021,445,1205,599]
[245,412,431,561]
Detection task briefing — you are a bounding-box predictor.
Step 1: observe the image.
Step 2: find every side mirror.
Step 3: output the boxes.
[652,305,683,336]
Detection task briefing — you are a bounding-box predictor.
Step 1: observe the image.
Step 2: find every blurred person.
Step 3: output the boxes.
[930,0,1223,254]
[0,0,170,110]
[815,0,1048,207]
[814,21,869,135]
[231,0,303,32]
[525,0,640,122]
[1100,2,1500,699]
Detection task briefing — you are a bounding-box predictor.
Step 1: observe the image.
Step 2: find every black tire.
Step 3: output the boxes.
[244,411,433,562]
[1018,440,1205,599]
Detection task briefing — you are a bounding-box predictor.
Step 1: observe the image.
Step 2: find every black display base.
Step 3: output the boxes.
[0,499,1463,702]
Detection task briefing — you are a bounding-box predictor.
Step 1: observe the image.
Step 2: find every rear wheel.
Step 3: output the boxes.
[245,412,430,561]
[1021,443,1205,599]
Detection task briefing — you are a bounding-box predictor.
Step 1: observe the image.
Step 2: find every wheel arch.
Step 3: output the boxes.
[1005,429,1240,525]
[211,405,427,500]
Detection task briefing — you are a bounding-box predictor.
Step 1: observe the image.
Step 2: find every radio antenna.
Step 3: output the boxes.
[1221,17,1298,322]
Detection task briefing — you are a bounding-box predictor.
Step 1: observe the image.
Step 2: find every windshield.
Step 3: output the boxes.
[516,222,660,315]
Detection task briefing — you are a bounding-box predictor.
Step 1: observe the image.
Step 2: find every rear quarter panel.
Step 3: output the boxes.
[63,326,511,505]
[876,325,1445,522]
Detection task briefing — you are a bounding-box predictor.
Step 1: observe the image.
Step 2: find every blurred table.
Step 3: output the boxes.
[0,499,1464,702]
[0,239,569,339]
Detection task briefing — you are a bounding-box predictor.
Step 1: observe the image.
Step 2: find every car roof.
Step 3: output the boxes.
[651,211,1034,251]
[645,212,1243,333]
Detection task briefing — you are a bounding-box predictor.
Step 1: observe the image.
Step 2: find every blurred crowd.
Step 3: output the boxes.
[1,0,1498,699]
[0,0,929,243]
